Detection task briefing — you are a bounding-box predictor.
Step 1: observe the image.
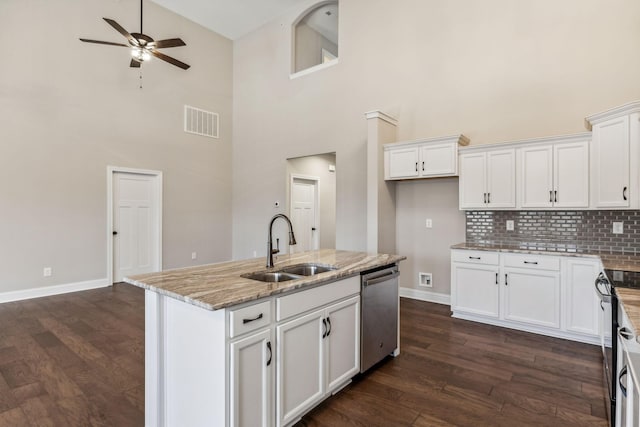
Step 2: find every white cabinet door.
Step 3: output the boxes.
[562,258,600,337]
[592,115,631,208]
[519,145,554,208]
[276,310,325,427]
[230,329,273,427]
[451,263,500,318]
[554,141,589,208]
[420,143,457,176]
[503,268,560,329]
[459,152,487,209]
[487,149,516,208]
[325,296,360,393]
[387,147,420,179]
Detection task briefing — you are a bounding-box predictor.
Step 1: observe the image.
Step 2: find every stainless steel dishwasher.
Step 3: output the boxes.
[360,264,399,373]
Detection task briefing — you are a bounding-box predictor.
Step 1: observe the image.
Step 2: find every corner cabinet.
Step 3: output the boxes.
[384,134,469,180]
[586,101,640,209]
[451,249,601,345]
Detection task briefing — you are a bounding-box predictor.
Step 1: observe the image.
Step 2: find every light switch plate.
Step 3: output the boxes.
[613,222,624,234]
[425,219,433,228]
[506,220,514,231]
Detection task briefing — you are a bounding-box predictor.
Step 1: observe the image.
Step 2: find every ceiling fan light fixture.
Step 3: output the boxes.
[131,47,150,62]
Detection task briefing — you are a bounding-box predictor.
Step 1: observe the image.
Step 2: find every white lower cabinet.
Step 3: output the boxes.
[451,249,601,344]
[230,328,274,427]
[276,295,360,427]
[503,268,560,329]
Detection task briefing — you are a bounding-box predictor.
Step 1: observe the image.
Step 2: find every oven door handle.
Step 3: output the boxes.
[594,278,611,303]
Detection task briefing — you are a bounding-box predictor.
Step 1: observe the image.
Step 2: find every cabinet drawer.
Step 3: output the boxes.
[451,250,499,265]
[503,253,560,271]
[229,300,272,338]
[277,276,360,322]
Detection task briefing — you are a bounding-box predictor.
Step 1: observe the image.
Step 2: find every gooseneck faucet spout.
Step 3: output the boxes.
[267,214,297,268]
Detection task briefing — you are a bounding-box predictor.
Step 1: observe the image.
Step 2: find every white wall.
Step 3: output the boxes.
[0,0,233,292]
[231,0,640,291]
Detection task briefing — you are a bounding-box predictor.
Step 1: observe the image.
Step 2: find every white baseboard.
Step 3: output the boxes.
[399,287,450,305]
[0,278,110,303]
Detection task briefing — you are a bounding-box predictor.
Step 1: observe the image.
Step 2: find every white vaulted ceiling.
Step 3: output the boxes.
[151,0,303,40]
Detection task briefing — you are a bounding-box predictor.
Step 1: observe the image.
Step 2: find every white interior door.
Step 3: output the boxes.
[113,171,160,282]
[290,176,319,253]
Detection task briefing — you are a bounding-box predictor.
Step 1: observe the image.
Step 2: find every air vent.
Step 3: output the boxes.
[184,105,219,138]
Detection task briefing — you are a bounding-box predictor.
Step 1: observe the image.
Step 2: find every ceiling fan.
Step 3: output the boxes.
[79,0,190,70]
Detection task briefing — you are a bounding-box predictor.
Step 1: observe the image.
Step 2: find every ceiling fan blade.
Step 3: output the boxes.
[103,18,138,46]
[150,38,186,49]
[79,38,129,47]
[150,50,190,70]
[130,59,141,68]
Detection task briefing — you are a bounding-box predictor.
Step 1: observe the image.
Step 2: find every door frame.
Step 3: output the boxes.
[107,166,163,285]
[289,174,320,251]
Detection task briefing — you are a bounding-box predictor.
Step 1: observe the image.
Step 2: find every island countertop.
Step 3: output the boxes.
[123,249,405,311]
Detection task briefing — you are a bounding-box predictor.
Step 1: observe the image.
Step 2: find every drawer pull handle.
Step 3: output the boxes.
[326,317,332,337]
[322,318,328,339]
[266,341,272,366]
[469,256,481,260]
[505,273,508,286]
[495,273,498,285]
[624,186,628,201]
[523,261,538,265]
[619,365,628,398]
[619,327,634,340]
[242,313,264,324]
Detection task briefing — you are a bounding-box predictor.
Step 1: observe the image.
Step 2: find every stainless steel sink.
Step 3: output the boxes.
[280,263,337,276]
[242,271,301,283]
[242,263,337,282]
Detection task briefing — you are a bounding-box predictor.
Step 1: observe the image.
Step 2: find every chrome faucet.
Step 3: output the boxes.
[267,214,297,268]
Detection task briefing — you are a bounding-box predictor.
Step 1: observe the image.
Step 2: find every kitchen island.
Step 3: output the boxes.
[124,249,405,427]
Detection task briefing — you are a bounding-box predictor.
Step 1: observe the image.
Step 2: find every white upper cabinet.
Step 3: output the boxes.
[459,149,515,209]
[384,134,469,180]
[586,101,640,209]
[517,135,590,209]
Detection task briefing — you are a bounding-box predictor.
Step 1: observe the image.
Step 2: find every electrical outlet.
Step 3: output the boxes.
[614,270,624,282]
[191,252,197,260]
[43,267,52,277]
[613,222,624,234]
[506,220,514,231]
[425,219,433,228]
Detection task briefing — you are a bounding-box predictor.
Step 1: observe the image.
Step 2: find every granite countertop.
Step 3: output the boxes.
[451,242,640,272]
[124,249,405,311]
[615,288,640,344]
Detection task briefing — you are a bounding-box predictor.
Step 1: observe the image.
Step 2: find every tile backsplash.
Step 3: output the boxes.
[466,210,640,255]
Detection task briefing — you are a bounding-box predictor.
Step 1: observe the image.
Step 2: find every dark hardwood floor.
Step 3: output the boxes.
[0,286,607,426]
[297,298,608,427]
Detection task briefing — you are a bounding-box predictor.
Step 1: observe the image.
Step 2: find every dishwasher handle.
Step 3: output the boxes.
[363,269,399,287]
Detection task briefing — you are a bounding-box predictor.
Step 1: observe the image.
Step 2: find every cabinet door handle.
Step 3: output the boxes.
[415,162,418,172]
[266,341,272,366]
[619,365,628,398]
[326,317,331,337]
[469,256,481,260]
[523,261,538,265]
[505,274,508,286]
[619,327,634,340]
[422,161,425,171]
[554,190,558,203]
[483,193,487,204]
[242,313,263,324]
[487,193,491,204]
[624,186,628,201]
[495,273,498,285]
[322,318,327,339]
[549,191,553,203]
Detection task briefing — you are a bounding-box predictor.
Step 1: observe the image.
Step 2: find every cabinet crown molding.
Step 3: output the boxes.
[459,132,592,153]
[364,110,398,126]
[383,134,469,150]
[585,100,640,130]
